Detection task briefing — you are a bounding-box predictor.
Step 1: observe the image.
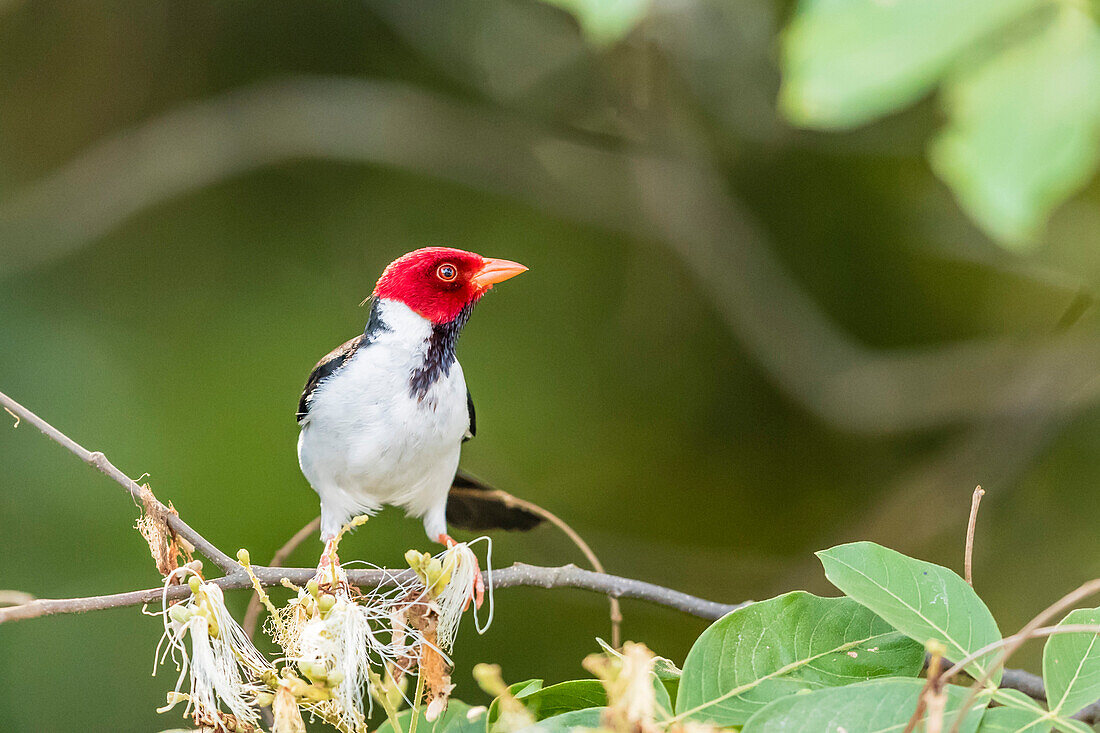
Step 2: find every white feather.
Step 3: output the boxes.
[297,299,470,541]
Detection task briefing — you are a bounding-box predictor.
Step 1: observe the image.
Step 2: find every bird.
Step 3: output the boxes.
[295,246,540,601]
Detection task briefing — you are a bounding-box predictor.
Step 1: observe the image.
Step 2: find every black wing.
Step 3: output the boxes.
[464,389,476,441]
[297,297,390,423]
[296,334,365,423]
[446,469,543,532]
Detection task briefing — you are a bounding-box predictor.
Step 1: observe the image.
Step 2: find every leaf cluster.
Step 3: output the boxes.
[422,541,1100,733]
[780,0,1100,248]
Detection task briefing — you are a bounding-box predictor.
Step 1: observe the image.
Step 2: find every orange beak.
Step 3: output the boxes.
[471,257,528,290]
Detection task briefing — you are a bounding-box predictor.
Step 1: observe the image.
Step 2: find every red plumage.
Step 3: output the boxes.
[373,247,490,325]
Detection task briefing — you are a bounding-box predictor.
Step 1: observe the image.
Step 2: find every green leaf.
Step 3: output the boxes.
[992,687,1049,715]
[514,680,607,720]
[653,670,673,722]
[975,706,1052,733]
[512,680,545,699]
[486,680,543,732]
[931,6,1100,248]
[1051,718,1094,733]
[1043,607,1100,716]
[674,591,924,726]
[779,0,1043,128]
[514,707,604,733]
[377,700,484,733]
[988,686,1085,732]
[541,0,648,45]
[741,678,988,733]
[818,542,1002,683]
[486,679,605,732]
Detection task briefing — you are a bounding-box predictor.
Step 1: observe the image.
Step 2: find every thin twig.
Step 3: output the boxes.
[943,624,1100,685]
[0,562,745,624]
[964,485,984,586]
[368,669,405,733]
[409,662,426,733]
[491,492,624,648]
[904,644,945,733]
[949,578,1100,733]
[243,516,320,638]
[0,390,237,573]
[1001,668,1100,723]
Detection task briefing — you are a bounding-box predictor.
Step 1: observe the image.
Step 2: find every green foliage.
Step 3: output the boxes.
[742,678,986,733]
[779,0,1043,129]
[439,541,1100,733]
[931,7,1100,247]
[780,0,1100,247]
[818,541,1002,682]
[1043,607,1100,717]
[974,705,1052,733]
[486,679,544,729]
[514,708,604,733]
[540,0,648,45]
[978,688,1054,733]
[505,680,606,721]
[674,591,924,726]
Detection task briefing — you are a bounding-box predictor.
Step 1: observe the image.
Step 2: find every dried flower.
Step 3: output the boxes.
[584,642,660,733]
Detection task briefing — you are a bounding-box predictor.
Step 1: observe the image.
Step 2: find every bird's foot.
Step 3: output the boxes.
[317,538,349,593]
[437,533,484,610]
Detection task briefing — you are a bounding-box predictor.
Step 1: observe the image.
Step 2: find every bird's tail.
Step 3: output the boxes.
[445,469,544,531]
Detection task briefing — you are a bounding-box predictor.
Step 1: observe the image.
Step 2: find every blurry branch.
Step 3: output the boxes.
[1,390,1096,719]
[1,76,1097,434]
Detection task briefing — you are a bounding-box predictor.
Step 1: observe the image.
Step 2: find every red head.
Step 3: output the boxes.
[373,247,528,324]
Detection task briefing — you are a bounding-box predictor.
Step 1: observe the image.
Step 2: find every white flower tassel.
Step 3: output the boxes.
[156,573,273,730]
[434,538,493,651]
[286,577,409,730]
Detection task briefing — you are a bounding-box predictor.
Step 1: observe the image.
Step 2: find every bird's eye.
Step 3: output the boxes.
[436,263,457,281]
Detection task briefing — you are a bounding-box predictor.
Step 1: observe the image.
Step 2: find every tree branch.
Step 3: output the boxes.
[0,562,745,624]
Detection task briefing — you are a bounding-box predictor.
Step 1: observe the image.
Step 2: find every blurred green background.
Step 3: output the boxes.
[2,1,1100,730]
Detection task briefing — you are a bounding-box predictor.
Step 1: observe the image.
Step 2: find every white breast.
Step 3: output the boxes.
[297,300,470,540]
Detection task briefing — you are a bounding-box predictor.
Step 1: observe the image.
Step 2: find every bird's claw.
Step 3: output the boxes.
[471,562,485,611]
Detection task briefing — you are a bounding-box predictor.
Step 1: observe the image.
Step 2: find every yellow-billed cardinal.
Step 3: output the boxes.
[295,247,536,602]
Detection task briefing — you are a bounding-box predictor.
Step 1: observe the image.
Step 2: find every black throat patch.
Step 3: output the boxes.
[410,302,474,400]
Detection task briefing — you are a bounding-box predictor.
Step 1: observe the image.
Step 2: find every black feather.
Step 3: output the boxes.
[410,301,473,399]
[296,296,390,423]
[464,389,476,441]
[446,469,543,532]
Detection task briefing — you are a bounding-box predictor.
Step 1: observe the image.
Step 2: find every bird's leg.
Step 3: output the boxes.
[317,537,345,591]
[437,533,484,610]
